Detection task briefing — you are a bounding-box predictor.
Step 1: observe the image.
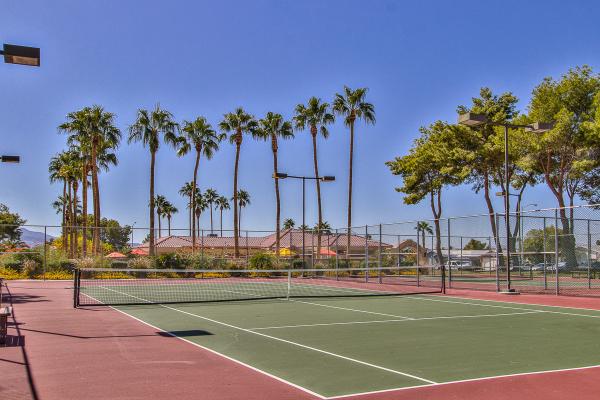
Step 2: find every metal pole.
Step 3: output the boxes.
[588,219,592,289]
[397,235,401,268]
[310,228,314,269]
[246,230,249,267]
[554,209,560,295]
[495,213,500,292]
[416,224,420,286]
[364,225,369,282]
[460,236,463,277]
[447,219,451,289]
[201,229,204,259]
[378,224,382,284]
[335,228,339,279]
[543,217,547,290]
[302,177,306,269]
[504,124,512,292]
[42,225,48,280]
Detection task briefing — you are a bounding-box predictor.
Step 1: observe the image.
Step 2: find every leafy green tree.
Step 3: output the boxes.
[524,66,600,267]
[456,87,519,253]
[219,108,258,256]
[128,105,179,256]
[463,239,488,250]
[215,195,230,236]
[257,112,294,255]
[99,218,133,251]
[0,203,26,244]
[387,121,469,264]
[522,226,563,264]
[294,98,334,257]
[178,117,225,244]
[333,87,375,256]
[283,218,295,229]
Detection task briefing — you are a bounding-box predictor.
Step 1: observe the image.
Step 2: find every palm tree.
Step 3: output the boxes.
[333,86,375,257]
[236,190,251,236]
[283,218,295,230]
[219,108,258,257]
[298,224,309,231]
[203,188,219,234]
[179,182,195,235]
[194,195,208,240]
[49,152,71,248]
[415,221,433,251]
[313,221,332,235]
[294,97,335,258]
[256,112,294,256]
[163,202,178,236]
[128,105,179,256]
[60,106,121,255]
[215,195,230,237]
[154,195,168,238]
[178,117,225,245]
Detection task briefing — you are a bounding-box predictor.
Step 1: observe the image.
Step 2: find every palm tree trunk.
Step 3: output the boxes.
[157,211,162,238]
[210,203,214,234]
[168,216,171,236]
[82,163,88,257]
[346,120,355,258]
[192,150,200,249]
[233,137,241,257]
[91,138,101,255]
[69,181,75,258]
[239,207,242,237]
[149,151,156,256]
[220,209,223,237]
[62,180,67,252]
[273,135,281,257]
[311,129,323,260]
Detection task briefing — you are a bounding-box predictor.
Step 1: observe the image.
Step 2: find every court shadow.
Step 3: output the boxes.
[159,330,213,337]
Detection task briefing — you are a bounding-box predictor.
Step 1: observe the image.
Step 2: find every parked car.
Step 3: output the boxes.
[445,260,473,270]
[531,262,567,271]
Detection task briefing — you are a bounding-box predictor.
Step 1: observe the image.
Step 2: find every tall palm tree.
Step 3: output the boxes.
[203,188,219,234]
[236,190,250,236]
[179,181,195,235]
[294,97,335,258]
[215,195,230,237]
[178,117,225,245]
[333,86,376,257]
[49,150,80,257]
[49,152,71,248]
[415,221,433,251]
[283,218,295,230]
[128,105,179,256]
[154,195,168,238]
[163,202,178,236]
[219,108,258,257]
[256,112,294,256]
[60,106,121,256]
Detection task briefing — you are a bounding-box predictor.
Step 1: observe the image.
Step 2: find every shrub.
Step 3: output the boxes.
[0,267,26,279]
[37,270,73,280]
[22,259,42,278]
[249,252,276,270]
[128,257,154,270]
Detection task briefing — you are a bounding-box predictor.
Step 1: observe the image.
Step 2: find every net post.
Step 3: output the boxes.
[73,268,80,308]
[554,209,559,295]
[378,224,382,284]
[364,225,369,283]
[286,269,291,300]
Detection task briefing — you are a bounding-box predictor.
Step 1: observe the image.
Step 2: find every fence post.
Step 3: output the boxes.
[495,213,500,292]
[543,217,547,290]
[378,224,382,284]
[246,230,249,267]
[447,219,451,289]
[43,225,48,280]
[415,224,420,286]
[335,228,339,280]
[310,229,314,269]
[554,209,560,296]
[460,236,463,277]
[588,219,592,290]
[364,225,369,282]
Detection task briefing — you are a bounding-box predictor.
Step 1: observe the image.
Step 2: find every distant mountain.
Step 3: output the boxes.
[19,228,54,247]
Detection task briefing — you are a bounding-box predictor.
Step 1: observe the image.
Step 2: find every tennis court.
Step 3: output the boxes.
[75,267,600,399]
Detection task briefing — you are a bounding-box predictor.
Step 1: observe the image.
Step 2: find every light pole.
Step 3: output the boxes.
[459,113,552,292]
[274,173,335,267]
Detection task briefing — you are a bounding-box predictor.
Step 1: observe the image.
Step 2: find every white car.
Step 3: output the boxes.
[445,260,473,270]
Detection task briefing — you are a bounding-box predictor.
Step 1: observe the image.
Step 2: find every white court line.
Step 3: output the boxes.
[428,293,600,312]
[408,295,600,319]
[324,363,600,399]
[249,311,543,331]
[99,285,437,385]
[289,299,413,319]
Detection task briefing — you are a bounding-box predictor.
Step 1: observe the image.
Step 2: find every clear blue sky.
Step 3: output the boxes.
[2,0,600,237]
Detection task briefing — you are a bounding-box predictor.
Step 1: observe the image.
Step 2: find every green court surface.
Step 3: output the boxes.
[84,287,600,399]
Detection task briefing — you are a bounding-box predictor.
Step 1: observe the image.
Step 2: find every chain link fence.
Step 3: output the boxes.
[2,204,600,297]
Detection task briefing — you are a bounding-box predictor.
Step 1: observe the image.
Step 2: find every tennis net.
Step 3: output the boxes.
[74,266,444,307]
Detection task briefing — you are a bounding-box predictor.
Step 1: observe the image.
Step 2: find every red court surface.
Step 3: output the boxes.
[2,280,600,400]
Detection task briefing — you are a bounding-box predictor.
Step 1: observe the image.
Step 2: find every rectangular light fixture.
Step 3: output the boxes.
[1,155,20,163]
[2,44,40,66]
[458,112,488,127]
[526,122,554,133]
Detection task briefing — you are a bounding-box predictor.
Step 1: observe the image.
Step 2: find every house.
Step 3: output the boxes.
[132,228,393,257]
